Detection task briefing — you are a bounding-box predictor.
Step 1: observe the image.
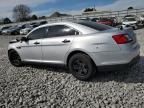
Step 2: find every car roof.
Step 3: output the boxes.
[31,21,98,35]
[124,15,136,17]
[124,17,136,18]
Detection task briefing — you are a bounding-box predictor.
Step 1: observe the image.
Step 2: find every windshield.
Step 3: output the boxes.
[124,18,136,21]
[25,25,33,28]
[77,21,113,31]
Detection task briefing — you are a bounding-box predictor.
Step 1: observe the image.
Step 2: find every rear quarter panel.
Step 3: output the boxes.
[64,32,121,65]
[70,33,120,53]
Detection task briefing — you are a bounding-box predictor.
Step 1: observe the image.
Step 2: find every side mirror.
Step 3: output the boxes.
[21,37,28,42]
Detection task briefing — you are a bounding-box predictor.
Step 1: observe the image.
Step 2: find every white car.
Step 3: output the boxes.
[122,17,139,30]
[20,26,33,35]
[139,15,144,24]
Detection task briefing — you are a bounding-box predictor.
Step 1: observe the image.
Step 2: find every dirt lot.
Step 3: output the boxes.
[0,29,144,108]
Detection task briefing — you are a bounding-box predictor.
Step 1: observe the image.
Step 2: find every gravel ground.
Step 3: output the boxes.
[0,29,144,108]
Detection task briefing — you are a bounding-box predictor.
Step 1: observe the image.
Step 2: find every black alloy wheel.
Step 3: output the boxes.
[68,53,96,81]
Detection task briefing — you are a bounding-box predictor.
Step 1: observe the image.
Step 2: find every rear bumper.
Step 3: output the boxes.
[97,55,140,72]
[88,43,140,72]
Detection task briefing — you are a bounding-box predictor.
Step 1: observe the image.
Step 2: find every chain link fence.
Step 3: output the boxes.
[1,8,144,27]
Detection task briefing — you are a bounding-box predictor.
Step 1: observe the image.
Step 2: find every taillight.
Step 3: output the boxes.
[112,34,132,44]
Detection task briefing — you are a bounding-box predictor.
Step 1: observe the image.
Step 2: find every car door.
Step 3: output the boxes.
[20,27,46,62]
[41,25,79,64]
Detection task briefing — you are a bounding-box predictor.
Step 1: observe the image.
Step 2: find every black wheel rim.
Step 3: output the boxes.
[10,52,21,66]
[72,59,89,76]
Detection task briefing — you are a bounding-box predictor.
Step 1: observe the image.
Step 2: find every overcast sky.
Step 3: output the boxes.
[0,0,144,19]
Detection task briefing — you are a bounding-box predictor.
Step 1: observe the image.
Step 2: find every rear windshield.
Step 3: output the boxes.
[77,21,113,31]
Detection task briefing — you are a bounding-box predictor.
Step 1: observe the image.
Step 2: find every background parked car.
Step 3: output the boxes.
[20,25,34,35]
[93,17,115,26]
[1,26,12,35]
[122,17,140,30]
[139,15,144,25]
[91,18,116,26]
[4,25,25,35]
[0,26,11,34]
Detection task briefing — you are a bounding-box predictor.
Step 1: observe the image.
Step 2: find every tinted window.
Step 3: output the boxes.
[28,27,46,40]
[77,21,113,31]
[91,18,99,22]
[47,25,79,38]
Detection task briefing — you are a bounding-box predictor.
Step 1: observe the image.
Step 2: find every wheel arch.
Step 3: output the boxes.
[66,50,97,68]
[8,49,20,57]
[8,48,17,53]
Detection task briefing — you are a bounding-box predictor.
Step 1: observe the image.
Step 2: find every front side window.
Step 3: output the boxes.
[46,25,79,38]
[28,27,46,40]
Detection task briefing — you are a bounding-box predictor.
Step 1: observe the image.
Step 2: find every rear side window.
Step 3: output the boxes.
[77,21,113,31]
[46,25,79,38]
[28,27,46,40]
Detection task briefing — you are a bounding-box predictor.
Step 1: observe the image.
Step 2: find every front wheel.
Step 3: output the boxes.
[68,53,96,81]
[8,50,22,67]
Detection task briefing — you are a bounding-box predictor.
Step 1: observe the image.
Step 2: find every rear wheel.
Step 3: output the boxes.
[8,50,22,67]
[68,53,96,81]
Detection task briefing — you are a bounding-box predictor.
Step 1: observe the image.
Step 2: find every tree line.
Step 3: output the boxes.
[0,4,46,24]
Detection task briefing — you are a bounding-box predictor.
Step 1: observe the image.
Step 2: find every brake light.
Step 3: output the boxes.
[112,34,132,44]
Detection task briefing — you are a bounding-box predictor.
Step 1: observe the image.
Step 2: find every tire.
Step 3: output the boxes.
[68,53,96,81]
[8,50,22,67]
[14,31,19,35]
[133,25,138,30]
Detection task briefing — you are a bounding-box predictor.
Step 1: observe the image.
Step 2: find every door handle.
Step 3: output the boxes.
[62,39,70,43]
[34,42,40,45]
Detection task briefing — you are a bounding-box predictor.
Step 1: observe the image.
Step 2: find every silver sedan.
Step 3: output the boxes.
[8,21,140,81]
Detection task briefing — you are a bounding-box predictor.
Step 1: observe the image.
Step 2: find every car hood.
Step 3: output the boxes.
[9,39,20,44]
